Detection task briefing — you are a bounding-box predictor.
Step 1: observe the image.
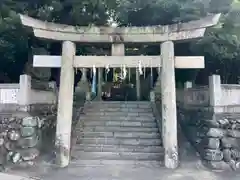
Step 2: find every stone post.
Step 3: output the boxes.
[81,68,87,82]
[18,74,31,108]
[136,68,141,100]
[97,68,103,100]
[209,75,222,112]
[184,81,193,89]
[150,67,154,88]
[111,43,125,80]
[55,41,75,167]
[183,81,193,108]
[153,67,161,97]
[80,68,90,100]
[128,68,131,82]
[150,91,155,102]
[161,41,178,169]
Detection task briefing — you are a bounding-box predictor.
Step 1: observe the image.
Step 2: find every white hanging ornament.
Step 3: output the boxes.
[105,64,110,74]
[123,64,127,79]
[93,65,96,75]
[138,60,143,75]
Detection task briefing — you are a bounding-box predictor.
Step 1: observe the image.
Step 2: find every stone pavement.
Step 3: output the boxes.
[0,172,37,180]
[40,165,239,180]
[3,125,240,180]
[37,134,239,180]
[3,161,240,180]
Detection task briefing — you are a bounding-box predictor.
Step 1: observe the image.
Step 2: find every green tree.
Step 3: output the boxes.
[1,0,240,84]
[191,0,240,84]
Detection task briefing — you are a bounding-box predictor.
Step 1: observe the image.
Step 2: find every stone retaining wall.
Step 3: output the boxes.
[0,90,85,171]
[0,104,57,170]
[178,107,240,171]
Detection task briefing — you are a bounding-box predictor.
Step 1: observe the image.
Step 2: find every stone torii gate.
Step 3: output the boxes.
[19,13,221,168]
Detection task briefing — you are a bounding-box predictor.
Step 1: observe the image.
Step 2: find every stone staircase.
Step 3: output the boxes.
[71,101,163,166]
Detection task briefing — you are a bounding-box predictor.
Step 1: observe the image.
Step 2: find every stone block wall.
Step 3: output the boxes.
[0,90,84,171]
[0,104,57,170]
[178,107,240,171]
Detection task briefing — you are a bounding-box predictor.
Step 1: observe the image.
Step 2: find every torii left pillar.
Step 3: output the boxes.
[161,41,178,169]
[55,41,75,167]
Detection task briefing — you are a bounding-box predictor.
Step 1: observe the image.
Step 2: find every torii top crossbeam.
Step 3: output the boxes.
[19,14,221,43]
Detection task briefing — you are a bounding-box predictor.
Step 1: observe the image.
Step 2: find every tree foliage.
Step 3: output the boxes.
[0,0,240,84]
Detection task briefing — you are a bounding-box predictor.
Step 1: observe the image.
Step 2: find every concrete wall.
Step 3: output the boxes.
[0,74,86,170]
[177,75,240,108]
[0,86,19,104]
[31,89,56,104]
[178,75,240,171]
[221,84,240,106]
[0,74,57,106]
[176,86,209,106]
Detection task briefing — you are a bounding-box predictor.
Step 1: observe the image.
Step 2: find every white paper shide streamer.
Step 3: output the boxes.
[123,64,127,79]
[138,60,143,75]
[93,65,96,75]
[105,64,110,74]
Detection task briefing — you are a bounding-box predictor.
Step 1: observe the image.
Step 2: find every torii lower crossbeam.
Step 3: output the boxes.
[33,55,204,68]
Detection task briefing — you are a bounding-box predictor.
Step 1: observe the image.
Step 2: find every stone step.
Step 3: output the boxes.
[79,120,157,128]
[79,115,155,121]
[71,151,163,161]
[77,126,159,132]
[84,102,151,108]
[69,159,162,167]
[78,131,160,139]
[83,112,154,118]
[85,101,151,105]
[84,107,153,113]
[76,137,162,146]
[73,144,163,153]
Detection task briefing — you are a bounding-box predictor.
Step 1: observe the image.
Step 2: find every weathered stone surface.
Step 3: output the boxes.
[202,160,231,170]
[229,159,240,171]
[0,147,6,165]
[217,119,229,127]
[0,156,4,165]
[21,127,36,137]
[202,149,223,161]
[21,116,38,127]
[206,128,225,138]
[0,104,59,169]
[8,122,21,130]
[227,130,240,138]
[17,160,35,168]
[179,110,240,171]
[221,137,240,149]
[0,138,4,146]
[29,104,56,114]
[223,149,232,162]
[10,112,31,119]
[19,148,40,161]
[12,152,21,163]
[201,138,220,149]
[231,149,240,160]
[7,129,20,141]
[17,135,39,148]
[203,120,220,128]
[0,131,7,137]
[0,165,4,172]
[186,127,205,138]
[4,141,15,151]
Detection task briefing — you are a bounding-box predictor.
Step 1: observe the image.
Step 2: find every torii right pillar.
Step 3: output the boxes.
[161,41,178,169]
